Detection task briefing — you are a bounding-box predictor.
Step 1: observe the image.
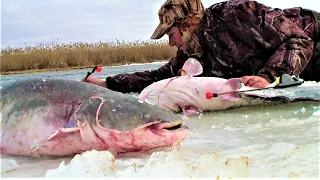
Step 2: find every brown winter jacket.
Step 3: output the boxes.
[106,0,320,93]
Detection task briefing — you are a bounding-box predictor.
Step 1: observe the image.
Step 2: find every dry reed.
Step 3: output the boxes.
[0,40,176,74]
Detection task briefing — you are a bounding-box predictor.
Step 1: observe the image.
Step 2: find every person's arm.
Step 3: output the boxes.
[256,33,314,83]
[106,51,189,93]
[236,1,315,86]
[243,29,314,88]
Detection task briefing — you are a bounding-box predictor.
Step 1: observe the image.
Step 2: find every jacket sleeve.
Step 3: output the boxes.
[257,36,314,82]
[106,51,189,93]
[247,2,316,82]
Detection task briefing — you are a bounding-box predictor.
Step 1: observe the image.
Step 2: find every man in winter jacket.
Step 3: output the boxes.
[85,0,320,93]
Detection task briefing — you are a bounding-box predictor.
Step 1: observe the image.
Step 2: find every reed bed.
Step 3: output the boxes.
[0,40,176,74]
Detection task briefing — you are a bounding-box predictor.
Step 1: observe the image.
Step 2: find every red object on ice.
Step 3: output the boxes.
[96,66,102,72]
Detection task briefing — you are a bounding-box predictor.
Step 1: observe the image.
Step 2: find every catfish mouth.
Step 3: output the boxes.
[148,121,188,131]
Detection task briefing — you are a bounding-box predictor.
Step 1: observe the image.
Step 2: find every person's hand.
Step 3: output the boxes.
[241,76,270,88]
[82,76,107,88]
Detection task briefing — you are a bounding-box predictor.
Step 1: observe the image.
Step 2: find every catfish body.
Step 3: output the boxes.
[139,58,320,116]
[0,78,188,157]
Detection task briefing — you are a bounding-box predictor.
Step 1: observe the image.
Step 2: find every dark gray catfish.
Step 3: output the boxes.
[0,78,188,157]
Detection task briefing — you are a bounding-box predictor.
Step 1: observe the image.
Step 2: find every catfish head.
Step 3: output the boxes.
[75,95,188,153]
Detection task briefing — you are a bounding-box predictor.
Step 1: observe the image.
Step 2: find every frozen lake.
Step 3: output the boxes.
[1,62,319,178]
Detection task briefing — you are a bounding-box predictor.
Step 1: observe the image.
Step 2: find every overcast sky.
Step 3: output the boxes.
[1,0,319,48]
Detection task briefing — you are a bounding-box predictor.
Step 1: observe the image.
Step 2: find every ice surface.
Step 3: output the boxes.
[2,103,319,178]
[1,70,319,178]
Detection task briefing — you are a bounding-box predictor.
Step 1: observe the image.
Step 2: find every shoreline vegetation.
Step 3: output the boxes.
[0,40,176,75]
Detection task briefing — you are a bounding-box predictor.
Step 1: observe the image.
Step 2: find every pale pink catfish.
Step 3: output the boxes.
[139,59,320,116]
[139,58,248,116]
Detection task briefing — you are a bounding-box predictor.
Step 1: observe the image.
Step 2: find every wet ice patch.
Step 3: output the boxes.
[312,106,320,117]
[299,81,320,87]
[118,146,251,178]
[45,143,252,178]
[221,142,319,177]
[1,159,18,173]
[45,150,115,177]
